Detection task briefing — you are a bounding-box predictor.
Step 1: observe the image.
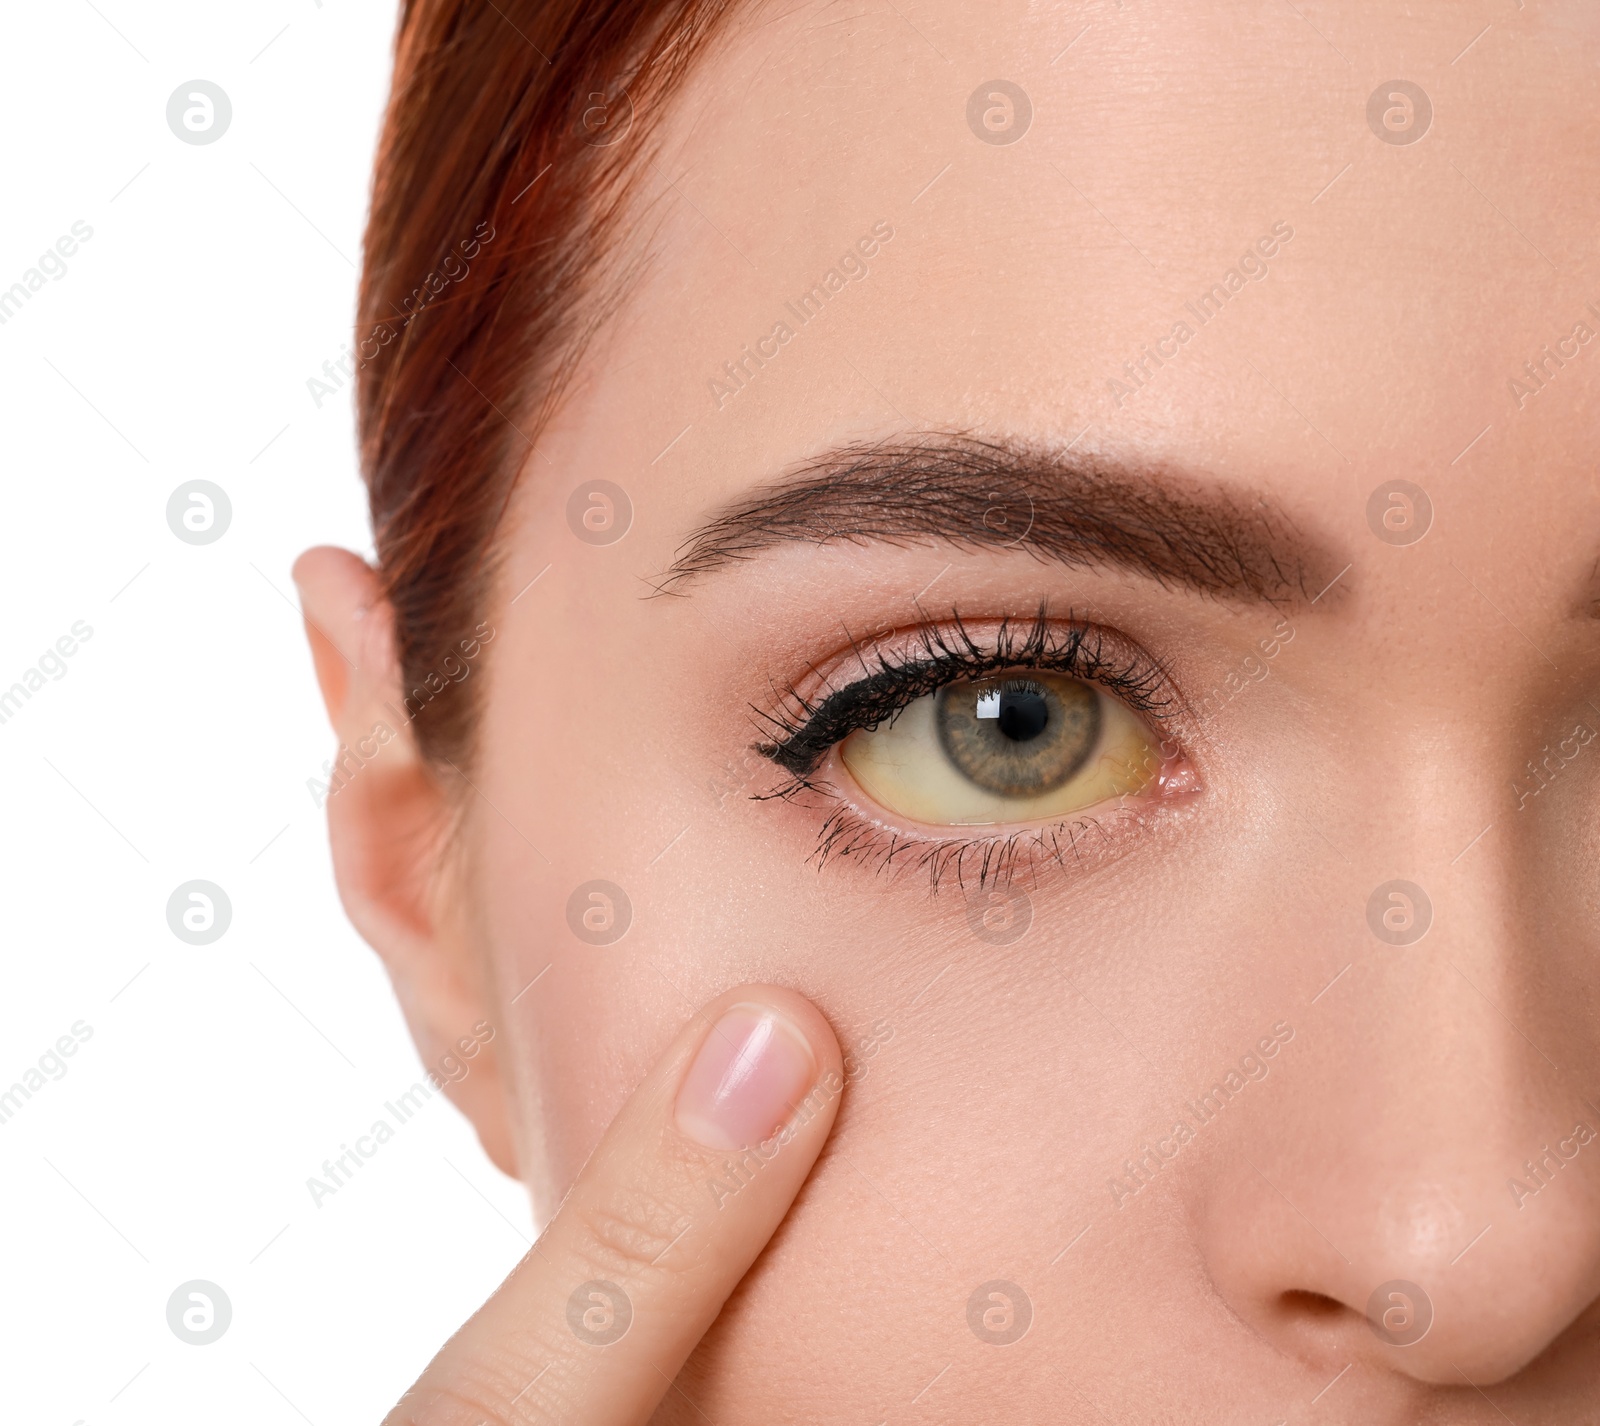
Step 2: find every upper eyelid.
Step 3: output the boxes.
[754,613,1177,778]
[771,609,1157,712]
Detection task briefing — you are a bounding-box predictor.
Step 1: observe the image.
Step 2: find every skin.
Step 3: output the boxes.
[297,1,1600,1420]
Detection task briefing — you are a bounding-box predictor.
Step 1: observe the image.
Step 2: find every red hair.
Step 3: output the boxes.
[358,0,739,768]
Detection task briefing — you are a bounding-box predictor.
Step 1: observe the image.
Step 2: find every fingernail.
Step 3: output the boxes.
[675,1004,817,1151]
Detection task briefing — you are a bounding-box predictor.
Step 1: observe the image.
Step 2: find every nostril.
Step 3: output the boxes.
[1279,1289,1350,1322]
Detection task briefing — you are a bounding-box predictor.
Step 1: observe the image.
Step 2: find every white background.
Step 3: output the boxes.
[0,4,530,1422]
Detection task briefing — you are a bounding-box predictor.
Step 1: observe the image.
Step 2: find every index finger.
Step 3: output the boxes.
[385,983,845,1426]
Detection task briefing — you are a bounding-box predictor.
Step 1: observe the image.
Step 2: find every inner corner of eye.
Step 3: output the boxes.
[837,672,1164,828]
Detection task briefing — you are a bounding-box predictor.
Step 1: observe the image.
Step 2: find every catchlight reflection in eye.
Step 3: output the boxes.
[838,671,1157,826]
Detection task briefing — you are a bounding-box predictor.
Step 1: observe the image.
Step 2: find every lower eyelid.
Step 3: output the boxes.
[798,775,1181,890]
[756,729,1198,892]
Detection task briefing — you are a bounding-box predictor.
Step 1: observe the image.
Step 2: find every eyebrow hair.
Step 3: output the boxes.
[657,433,1338,604]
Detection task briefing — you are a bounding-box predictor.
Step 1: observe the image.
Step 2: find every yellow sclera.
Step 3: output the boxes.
[839,674,1157,826]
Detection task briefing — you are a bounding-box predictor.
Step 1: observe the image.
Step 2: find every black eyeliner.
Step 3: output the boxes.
[755,607,1171,780]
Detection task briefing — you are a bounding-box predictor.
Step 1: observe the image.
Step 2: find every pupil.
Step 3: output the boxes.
[996,688,1049,742]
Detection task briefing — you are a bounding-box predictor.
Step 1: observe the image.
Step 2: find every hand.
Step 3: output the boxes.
[384,985,844,1424]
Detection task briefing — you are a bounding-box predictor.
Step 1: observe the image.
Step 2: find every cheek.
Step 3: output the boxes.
[466,555,1273,1407]
[474,696,1202,1257]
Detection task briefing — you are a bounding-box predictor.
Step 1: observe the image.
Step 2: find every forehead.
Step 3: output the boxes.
[538,0,1600,592]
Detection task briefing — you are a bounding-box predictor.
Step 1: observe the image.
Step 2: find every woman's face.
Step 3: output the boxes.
[337,0,1600,1417]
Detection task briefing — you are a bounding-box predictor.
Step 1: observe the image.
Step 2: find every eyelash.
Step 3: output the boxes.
[750,607,1184,888]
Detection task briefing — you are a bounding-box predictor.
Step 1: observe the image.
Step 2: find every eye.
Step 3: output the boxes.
[838,669,1158,826]
[754,612,1185,865]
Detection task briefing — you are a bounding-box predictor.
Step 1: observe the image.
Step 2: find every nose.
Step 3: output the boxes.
[1197,890,1600,1385]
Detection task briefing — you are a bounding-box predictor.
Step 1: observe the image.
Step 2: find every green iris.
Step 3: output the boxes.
[935,674,1102,797]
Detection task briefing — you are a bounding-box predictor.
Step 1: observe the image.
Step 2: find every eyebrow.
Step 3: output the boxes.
[658,433,1339,605]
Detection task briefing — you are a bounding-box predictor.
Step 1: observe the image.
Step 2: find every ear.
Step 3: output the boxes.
[292,546,518,1178]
